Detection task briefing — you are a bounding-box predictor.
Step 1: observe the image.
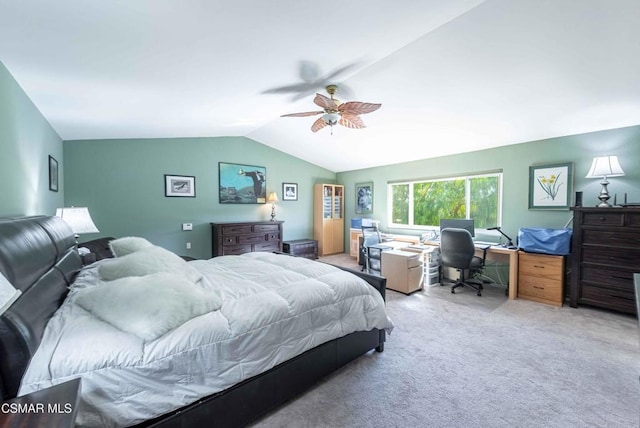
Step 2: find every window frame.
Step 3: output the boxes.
[387,171,503,231]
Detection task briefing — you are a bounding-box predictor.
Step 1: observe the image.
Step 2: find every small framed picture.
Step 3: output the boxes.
[355,182,373,214]
[48,155,59,192]
[282,183,298,201]
[165,174,196,197]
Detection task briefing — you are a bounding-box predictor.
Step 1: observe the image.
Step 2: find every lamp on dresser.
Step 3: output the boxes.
[584,155,625,207]
[267,192,279,221]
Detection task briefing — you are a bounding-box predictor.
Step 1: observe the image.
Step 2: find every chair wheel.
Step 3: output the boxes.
[451,289,455,294]
[477,291,482,296]
[479,284,484,290]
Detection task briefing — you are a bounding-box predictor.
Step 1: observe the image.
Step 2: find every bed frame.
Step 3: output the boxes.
[0,216,387,427]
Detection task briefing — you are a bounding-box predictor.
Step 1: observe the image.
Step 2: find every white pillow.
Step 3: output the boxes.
[109,237,154,257]
[75,272,221,341]
[98,246,202,283]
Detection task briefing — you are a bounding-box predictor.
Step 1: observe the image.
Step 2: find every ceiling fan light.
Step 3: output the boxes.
[322,112,340,125]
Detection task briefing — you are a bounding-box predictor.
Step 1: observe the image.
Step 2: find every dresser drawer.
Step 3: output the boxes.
[221,225,253,235]
[238,234,268,244]
[519,253,563,279]
[518,275,562,303]
[579,283,636,314]
[581,212,624,226]
[254,242,280,252]
[221,244,253,255]
[254,224,281,232]
[627,212,640,227]
[582,266,635,291]
[582,229,640,247]
[582,246,640,269]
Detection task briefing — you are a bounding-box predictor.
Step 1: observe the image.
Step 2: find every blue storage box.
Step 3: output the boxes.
[517,227,572,255]
[351,218,374,229]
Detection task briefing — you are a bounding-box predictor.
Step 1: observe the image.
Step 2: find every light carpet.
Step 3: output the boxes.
[251,268,639,428]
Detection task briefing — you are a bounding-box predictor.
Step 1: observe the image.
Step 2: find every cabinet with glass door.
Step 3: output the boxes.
[314,184,345,256]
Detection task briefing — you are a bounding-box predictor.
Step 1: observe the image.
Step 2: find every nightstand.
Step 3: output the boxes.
[0,378,81,428]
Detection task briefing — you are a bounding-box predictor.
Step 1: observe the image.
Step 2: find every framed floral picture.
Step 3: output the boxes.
[528,162,573,210]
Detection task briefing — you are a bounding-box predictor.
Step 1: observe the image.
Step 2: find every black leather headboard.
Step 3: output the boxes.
[0,215,82,399]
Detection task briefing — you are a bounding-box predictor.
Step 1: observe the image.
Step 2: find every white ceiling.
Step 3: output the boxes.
[1,0,639,172]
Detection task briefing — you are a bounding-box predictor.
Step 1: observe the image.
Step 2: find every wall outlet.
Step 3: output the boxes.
[182,223,193,231]
[186,242,191,250]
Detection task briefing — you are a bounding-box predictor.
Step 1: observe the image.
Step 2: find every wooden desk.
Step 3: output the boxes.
[417,242,519,299]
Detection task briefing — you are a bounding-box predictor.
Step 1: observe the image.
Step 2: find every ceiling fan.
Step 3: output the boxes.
[281,85,381,134]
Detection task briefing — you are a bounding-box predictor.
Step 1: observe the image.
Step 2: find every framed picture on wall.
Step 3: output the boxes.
[165,174,196,197]
[528,162,573,210]
[48,155,59,192]
[282,182,298,201]
[219,162,267,204]
[355,182,373,214]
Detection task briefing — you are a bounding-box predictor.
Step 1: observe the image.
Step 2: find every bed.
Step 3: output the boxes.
[0,215,392,427]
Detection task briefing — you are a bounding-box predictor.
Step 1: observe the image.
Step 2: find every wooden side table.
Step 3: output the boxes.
[0,378,81,428]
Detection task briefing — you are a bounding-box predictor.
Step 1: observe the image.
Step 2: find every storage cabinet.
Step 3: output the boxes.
[381,250,423,294]
[211,221,283,257]
[518,252,564,306]
[283,239,318,259]
[314,184,344,256]
[570,207,640,314]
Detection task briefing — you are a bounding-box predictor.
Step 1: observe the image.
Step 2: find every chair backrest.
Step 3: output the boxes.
[361,226,381,248]
[440,228,475,269]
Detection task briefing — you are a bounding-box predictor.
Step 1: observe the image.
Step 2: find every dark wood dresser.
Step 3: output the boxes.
[211,221,283,257]
[570,207,640,314]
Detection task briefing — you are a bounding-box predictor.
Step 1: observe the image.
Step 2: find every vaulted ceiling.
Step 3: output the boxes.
[1,0,639,172]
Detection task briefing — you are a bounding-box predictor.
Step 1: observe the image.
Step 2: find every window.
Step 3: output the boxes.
[389,172,502,230]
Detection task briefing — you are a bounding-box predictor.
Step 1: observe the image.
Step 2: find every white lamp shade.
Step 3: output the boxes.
[56,207,100,234]
[267,192,279,203]
[585,156,625,178]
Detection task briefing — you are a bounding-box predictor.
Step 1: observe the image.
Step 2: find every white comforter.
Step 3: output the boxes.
[19,252,393,427]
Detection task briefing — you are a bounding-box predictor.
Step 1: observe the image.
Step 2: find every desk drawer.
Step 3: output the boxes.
[519,253,563,279]
[518,276,562,305]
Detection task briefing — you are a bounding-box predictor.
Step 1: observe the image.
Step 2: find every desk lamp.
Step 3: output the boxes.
[585,155,625,207]
[487,226,515,248]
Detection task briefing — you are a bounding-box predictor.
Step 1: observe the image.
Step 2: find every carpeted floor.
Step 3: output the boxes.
[250,254,640,428]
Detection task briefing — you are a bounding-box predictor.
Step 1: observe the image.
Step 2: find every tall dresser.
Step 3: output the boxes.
[570,207,640,314]
[211,221,283,257]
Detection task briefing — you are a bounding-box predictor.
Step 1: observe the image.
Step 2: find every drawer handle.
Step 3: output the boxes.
[599,217,606,221]
[533,265,545,269]
[533,286,545,290]
[612,274,629,280]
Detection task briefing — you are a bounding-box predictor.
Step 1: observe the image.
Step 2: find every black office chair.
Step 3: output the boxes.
[440,228,486,296]
[361,225,382,274]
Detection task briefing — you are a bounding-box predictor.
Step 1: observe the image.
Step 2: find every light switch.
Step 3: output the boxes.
[182,223,193,231]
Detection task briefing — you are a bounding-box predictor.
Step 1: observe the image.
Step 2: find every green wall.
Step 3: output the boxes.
[0,61,64,216]
[337,125,640,244]
[63,137,335,259]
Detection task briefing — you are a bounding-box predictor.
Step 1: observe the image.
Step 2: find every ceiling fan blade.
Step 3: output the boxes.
[311,117,328,132]
[339,101,381,116]
[339,115,366,129]
[281,110,324,117]
[262,82,318,95]
[313,93,337,110]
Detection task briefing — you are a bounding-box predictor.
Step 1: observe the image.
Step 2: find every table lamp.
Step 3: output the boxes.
[585,155,625,207]
[56,207,100,243]
[267,192,279,221]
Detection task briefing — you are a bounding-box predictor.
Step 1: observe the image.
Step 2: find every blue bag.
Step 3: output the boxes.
[517,227,572,255]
